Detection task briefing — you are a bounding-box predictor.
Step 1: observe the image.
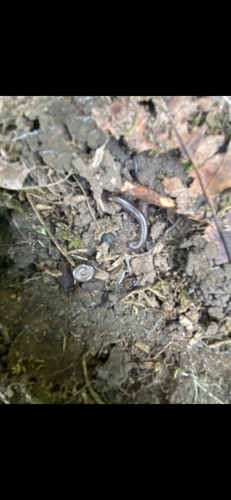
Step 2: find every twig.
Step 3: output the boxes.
[82,357,105,404]
[64,384,88,404]
[207,339,231,349]
[193,379,225,404]
[159,97,231,263]
[151,341,173,361]
[73,174,100,228]
[26,193,76,267]
[25,192,64,204]
[12,130,41,142]
[23,171,73,190]
[62,336,67,353]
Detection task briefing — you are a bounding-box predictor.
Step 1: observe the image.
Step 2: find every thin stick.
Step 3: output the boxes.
[26,193,76,267]
[150,341,173,361]
[72,174,100,228]
[82,357,105,404]
[193,379,225,405]
[159,97,231,263]
[23,171,73,190]
[62,336,67,353]
[207,339,231,349]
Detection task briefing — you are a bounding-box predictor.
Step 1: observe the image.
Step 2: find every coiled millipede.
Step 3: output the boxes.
[72,264,95,282]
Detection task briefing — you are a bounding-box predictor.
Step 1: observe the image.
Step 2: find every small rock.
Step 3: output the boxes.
[101,232,115,246]
[153,254,170,272]
[208,306,224,320]
[150,222,166,242]
[96,346,131,387]
[205,322,219,337]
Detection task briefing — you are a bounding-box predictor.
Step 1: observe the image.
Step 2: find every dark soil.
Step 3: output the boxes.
[0,96,231,404]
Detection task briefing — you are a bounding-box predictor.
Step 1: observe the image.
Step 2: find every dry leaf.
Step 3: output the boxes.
[161,96,216,156]
[91,140,109,169]
[163,141,231,218]
[93,96,217,155]
[93,99,159,153]
[131,254,156,282]
[93,97,231,257]
[203,212,231,265]
[163,176,201,218]
[0,160,30,190]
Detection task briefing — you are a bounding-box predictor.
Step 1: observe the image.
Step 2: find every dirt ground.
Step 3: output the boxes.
[0,95,231,404]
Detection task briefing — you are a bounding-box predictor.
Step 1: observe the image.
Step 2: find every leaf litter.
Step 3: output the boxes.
[1,96,231,404]
[93,96,231,264]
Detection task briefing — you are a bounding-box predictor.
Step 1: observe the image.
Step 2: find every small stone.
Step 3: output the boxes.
[208,306,224,320]
[150,222,166,242]
[96,346,131,387]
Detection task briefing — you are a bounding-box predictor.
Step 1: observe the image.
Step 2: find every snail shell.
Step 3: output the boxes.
[72,264,95,282]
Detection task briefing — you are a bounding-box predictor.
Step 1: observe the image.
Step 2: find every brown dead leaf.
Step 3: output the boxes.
[161,97,231,218]
[94,96,231,263]
[203,212,231,265]
[172,135,228,212]
[163,141,231,218]
[160,96,216,156]
[150,96,202,153]
[0,160,30,190]
[93,96,217,155]
[163,176,202,218]
[94,97,228,211]
[93,98,159,153]
[202,140,231,197]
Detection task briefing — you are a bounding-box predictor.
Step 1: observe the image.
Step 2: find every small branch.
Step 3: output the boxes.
[23,171,73,191]
[26,193,76,267]
[82,357,105,404]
